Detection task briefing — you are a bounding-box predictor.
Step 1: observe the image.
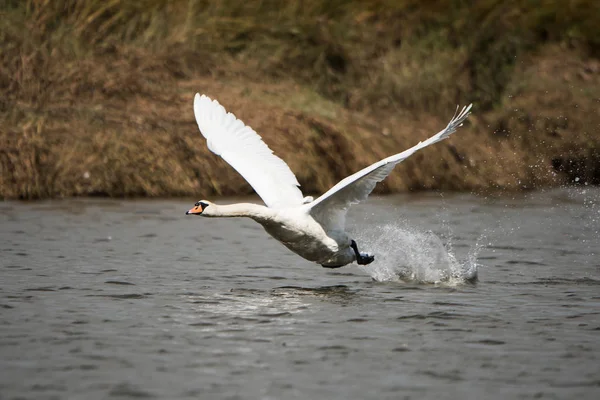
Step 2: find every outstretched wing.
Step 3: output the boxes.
[194,94,304,208]
[307,104,472,231]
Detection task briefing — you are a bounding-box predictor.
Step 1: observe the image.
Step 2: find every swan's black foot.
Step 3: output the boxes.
[358,253,375,265]
[350,240,375,266]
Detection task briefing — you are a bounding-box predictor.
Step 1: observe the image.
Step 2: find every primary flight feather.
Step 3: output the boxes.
[194,94,304,208]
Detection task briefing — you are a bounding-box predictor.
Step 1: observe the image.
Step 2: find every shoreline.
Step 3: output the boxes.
[2,2,599,199]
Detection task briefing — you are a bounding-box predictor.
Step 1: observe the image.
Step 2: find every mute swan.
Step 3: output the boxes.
[187,94,472,268]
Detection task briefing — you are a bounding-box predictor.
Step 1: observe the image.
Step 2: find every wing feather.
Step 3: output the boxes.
[194,94,304,208]
[308,104,472,230]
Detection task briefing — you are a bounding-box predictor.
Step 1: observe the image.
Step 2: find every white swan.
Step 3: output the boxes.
[187,94,472,268]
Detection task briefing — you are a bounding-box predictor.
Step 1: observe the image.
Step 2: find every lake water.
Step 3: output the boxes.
[1,188,599,399]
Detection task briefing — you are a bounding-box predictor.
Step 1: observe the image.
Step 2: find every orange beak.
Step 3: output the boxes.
[186,205,203,215]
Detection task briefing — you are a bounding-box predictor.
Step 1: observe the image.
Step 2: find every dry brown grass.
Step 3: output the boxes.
[1,0,600,199]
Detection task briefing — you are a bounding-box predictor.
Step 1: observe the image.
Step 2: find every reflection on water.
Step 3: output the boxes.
[1,188,599,399]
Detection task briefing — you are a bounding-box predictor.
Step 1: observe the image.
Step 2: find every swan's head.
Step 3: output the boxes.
[186,200,211,216]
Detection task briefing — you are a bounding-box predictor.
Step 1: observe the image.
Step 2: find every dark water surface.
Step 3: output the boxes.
[1,189,599,399]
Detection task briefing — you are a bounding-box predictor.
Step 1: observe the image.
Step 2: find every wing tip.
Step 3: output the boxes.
[433,102,473,141]
[194,93,222,108]
[194,93,228,124]
[194,93,212,107]
[450,103,473,126]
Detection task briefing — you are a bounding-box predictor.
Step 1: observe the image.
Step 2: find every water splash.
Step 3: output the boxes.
[354,223,479,285]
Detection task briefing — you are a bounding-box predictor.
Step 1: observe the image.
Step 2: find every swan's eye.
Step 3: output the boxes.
[196,201,208,209]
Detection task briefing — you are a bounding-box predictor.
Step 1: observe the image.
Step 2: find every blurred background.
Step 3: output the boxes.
[2,0,599,199]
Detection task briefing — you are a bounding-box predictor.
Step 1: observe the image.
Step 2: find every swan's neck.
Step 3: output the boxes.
[207,203,273,222]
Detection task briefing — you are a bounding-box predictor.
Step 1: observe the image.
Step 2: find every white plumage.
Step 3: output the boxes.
[194,95,304,208]
[188,93,472,268]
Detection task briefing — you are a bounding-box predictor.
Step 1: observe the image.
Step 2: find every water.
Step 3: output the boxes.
[1,188,599,399]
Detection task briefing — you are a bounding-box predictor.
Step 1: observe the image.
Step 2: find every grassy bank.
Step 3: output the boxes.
[1,0,600,199]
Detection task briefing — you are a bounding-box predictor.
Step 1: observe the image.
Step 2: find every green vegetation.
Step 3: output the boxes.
[1,0,600,199]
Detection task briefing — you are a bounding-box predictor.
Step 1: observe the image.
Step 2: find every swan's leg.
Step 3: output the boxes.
[350,240,375,265]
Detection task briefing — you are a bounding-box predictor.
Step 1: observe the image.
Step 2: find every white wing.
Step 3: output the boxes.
[194,94,304,208]
[308,104,472,231]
